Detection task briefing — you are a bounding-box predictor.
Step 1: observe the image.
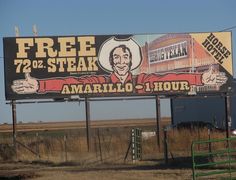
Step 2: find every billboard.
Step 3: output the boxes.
[3,32,233,100]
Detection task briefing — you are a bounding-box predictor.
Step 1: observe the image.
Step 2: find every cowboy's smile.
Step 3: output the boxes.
[113,63,130,76]
[116,65,128,70]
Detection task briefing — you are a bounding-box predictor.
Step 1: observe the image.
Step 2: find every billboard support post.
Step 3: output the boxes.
[155,96,161,151]
[85,97,91,152]
[11,100,17,158]
[11,26,19,159]
[224,93,231,139]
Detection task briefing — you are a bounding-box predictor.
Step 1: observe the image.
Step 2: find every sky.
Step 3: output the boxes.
[0,0,236,123]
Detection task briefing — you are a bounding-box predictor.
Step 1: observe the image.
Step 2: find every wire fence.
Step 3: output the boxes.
[0,123,234,167]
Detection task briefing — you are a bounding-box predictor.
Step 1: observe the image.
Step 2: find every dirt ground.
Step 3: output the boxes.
[0,161,193,180]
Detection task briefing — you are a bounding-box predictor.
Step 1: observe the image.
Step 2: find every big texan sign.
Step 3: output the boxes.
[3,32,233,100]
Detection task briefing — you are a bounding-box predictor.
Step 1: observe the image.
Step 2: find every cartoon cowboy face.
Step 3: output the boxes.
[109,45,132,77]
[98,37,142,74]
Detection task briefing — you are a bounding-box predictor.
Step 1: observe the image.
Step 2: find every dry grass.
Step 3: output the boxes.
[167,127,227,156]
[0,118,235,179]
[0,118,231,164]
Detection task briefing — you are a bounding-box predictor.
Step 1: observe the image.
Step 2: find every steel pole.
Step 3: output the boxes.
[11,100,17,158]
[225,94,231,139]
[85,97,91,152]
[155,96,161,151]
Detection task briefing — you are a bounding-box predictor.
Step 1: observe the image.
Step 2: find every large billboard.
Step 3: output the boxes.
[3,32,233,100]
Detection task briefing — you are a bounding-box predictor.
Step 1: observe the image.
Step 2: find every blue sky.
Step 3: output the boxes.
[0,0,236,123]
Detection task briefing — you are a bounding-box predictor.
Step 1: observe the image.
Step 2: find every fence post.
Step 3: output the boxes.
[97,129,103,162]
[64,135,68,162]
[36,132,40,159]
[163,128,168,164]
[94,135,98,158]
[197,122,200,151]
[191,142,196,180]
[208,129,212,154]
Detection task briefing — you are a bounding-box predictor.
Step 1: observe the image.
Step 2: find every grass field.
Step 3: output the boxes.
[0,118,165,132]
[0,118,235,179]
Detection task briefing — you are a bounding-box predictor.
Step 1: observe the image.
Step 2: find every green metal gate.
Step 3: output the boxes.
[191,137,236,179]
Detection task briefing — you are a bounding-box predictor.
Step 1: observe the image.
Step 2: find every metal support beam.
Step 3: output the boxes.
[155,96,161,151]
[11,100,17,157]
[85,97,91,152]
[6,96,157,105]
[224,94,231,139]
